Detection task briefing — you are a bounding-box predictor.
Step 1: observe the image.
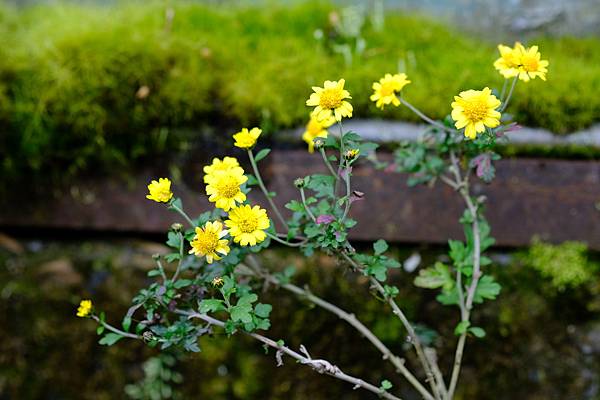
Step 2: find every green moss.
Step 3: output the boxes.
[1,1,600,182]
[523,239,598,290]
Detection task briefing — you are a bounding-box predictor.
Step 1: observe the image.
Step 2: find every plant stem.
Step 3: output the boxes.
[499,79,508,102]
[499,77,518,113]
[265,232,306,247]
[172,231,185,282]
[244,255,435,400]
[341,252,445,400]
[169,201,195,227]
[92,315,140,339]
[248,149,288,230]
[320,147,338,179]
[400,96,455,134]
[300,187,317,222]
[179,310,404,400]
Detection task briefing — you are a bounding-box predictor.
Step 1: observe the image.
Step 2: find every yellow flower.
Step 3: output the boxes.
[306,79,353,122]
[225,204,270,246]
[76,299,93,318]
[189,221,230,264]
[493,44,521,79]
[146,178,173,203]
[302,113,335,153]
[370,73,411,109]
[515,42,549,82]
[203,157,243,183]
[233,127,262,149]
[205,169,248,211]
[451,87,501,140]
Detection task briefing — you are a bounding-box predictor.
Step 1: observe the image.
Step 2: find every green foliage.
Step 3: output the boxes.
[1,1,600,182]
[125,353,183,400]
[524,239,598,290]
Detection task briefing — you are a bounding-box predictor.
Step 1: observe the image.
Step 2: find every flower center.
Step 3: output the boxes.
[380,82,396,97]
[195,231,219,254]
[216,178,240,198]
[238,215,258,233]
[521,56,538,72]
[463,99,488,122]
[319,88,343,109]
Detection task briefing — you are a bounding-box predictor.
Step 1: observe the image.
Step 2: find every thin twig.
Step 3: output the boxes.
[91,315,140,340]
[179,310,404,400]
[248,149,289,229]
[244,255,435,400]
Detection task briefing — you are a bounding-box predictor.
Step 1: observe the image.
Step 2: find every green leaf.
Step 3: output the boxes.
[198,299,225,313]
[373,239,388,255]
[454,321,471,335]
[122,316,131,332]
[230,305,253,324]
[254,148,271,162]
[168,198,183,211]
[414,262,453,290]
[238,294,258,306]
[469,326,486,338]
[254,303,272,318]
[174,279,192,289]
[383,285,399,298]
[166,231,182,249]
[473,275,502,303]
[380,380,393,390]
[99,333,123,346]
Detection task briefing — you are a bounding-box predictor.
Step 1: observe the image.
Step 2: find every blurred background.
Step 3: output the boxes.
[1,0,599,399]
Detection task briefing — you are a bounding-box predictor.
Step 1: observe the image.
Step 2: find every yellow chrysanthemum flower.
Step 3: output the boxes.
[515,42,549,82]
[451,87,501,140]
[233,127,262,149]
[203,157,243,183]
[189,221,230,264]
[302,113,335,153]
[493,44,521,79]
[76,299,93,318]
[146,178,173,203]
[370,73,411,109]
[306,79,353,122]
[225,204,270,246]
[205,169,248,211]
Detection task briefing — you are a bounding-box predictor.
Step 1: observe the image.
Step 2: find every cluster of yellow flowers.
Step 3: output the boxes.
[494,42,549,82]
[145,128,270,264]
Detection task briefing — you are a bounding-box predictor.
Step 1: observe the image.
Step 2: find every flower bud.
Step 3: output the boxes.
[313,138,325,150]
[171,223,183,232]
[294,177,306,188]
[344,149,360,160]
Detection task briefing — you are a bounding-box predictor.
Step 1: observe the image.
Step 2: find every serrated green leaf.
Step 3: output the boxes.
[454,321,471,335]
[198,299,225,313]
[373,239,388,255]
[414,262,452,290]
[473,275,501,303]
[254,303,272,318]
[380,380,393,390]
[99,333,123,346]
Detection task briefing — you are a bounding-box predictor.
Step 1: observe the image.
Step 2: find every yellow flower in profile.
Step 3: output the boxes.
[451,87,501,140]
[302,113,335,153]
[205,169,248,211]
[225,204,270,246]
[370,73,411,109]
[203,157,243,183]
[515,42,549,82]
[76,299,93,318]
[146,178,173,203]
[233,127,262,149]
[306,79,353,122]
[189,221,230,264]
[493,44,521,79]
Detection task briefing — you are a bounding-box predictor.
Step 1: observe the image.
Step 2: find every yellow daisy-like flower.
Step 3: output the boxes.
[189,221,230,264]
[205,169,248,211]
[370,73,411,109]
[515,42,549,82]
[302,113,335,153]
[493,44,521,79]
[451,87,501,140]
[306,79,353,122]
[203,157,243,183]
[76,299,93,318]
[225,204,270,246]
[146,178,173,203]
[233,127,262,149]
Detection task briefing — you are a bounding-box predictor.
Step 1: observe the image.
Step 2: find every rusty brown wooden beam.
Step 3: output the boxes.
[2,150,600,249]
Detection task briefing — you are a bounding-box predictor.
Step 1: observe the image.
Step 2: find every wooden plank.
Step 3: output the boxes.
[2,150,600,248]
